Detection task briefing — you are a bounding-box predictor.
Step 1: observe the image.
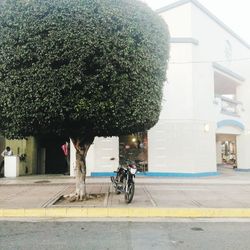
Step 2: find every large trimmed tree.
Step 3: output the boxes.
[0,0,169,200]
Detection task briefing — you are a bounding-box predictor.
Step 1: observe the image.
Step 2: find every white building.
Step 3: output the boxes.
[71,0,250,177]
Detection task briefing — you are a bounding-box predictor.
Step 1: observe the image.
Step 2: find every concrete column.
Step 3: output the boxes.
[216,141,222,164]
[237,133,250,170]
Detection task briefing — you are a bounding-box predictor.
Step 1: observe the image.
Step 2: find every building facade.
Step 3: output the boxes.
[80,0,250,177]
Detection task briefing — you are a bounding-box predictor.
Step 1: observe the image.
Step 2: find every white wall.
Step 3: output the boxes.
[148,2,216,173]
[70,137,119,176]
[237,134,250,169]
[191,3,250,123]
[160,3,192,37]
[152,1,250,173]
[160,45,193,120]
[148,120,216,173]
[190,3,250,170]
[91,137,119,174]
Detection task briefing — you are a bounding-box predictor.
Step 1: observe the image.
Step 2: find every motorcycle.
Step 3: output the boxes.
[110,161,137,204]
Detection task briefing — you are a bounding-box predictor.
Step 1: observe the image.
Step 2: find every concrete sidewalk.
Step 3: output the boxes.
[1,167,250,218]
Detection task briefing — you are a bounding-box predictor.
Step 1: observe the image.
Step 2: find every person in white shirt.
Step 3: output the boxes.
[1,146,13,157]
[0,146,13,177]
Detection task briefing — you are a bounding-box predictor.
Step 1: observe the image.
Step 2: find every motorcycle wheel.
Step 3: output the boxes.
[125,182,135,203]
[115,186,121,194]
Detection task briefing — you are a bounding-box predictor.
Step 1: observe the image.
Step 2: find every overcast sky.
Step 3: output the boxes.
[142,0,250,45]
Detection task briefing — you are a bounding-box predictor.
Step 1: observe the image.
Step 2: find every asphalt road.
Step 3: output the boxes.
[0,220,250,250]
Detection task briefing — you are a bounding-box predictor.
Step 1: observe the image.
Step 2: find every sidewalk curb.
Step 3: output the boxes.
[2,208,250,218]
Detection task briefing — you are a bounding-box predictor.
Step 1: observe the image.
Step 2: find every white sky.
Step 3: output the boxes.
[142,0,250,45]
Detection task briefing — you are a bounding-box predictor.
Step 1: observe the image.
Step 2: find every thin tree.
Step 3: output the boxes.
[0,0,169,201]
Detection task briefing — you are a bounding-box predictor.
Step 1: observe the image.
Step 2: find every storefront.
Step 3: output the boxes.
[119,133,148,172]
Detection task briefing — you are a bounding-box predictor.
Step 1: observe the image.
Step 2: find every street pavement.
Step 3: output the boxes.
[1,166,250,218]
[2,221,250,250]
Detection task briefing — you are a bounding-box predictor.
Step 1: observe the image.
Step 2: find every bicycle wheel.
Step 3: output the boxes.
[125,182,135,203]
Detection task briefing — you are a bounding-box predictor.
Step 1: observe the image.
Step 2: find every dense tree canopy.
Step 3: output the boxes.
[0,0,169,141]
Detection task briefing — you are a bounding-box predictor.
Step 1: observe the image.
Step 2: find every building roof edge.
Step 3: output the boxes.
[156,0,250,50]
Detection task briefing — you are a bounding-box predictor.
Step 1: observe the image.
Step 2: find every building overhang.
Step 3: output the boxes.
[170,37,199,45]
[213,62,245,82]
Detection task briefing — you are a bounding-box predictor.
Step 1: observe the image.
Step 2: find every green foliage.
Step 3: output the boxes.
[0,0,169,139]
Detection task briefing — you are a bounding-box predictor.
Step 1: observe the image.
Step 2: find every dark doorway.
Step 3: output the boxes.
[40,137,67,174]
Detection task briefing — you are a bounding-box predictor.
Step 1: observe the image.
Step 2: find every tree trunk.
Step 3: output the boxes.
[70,136,94,201]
